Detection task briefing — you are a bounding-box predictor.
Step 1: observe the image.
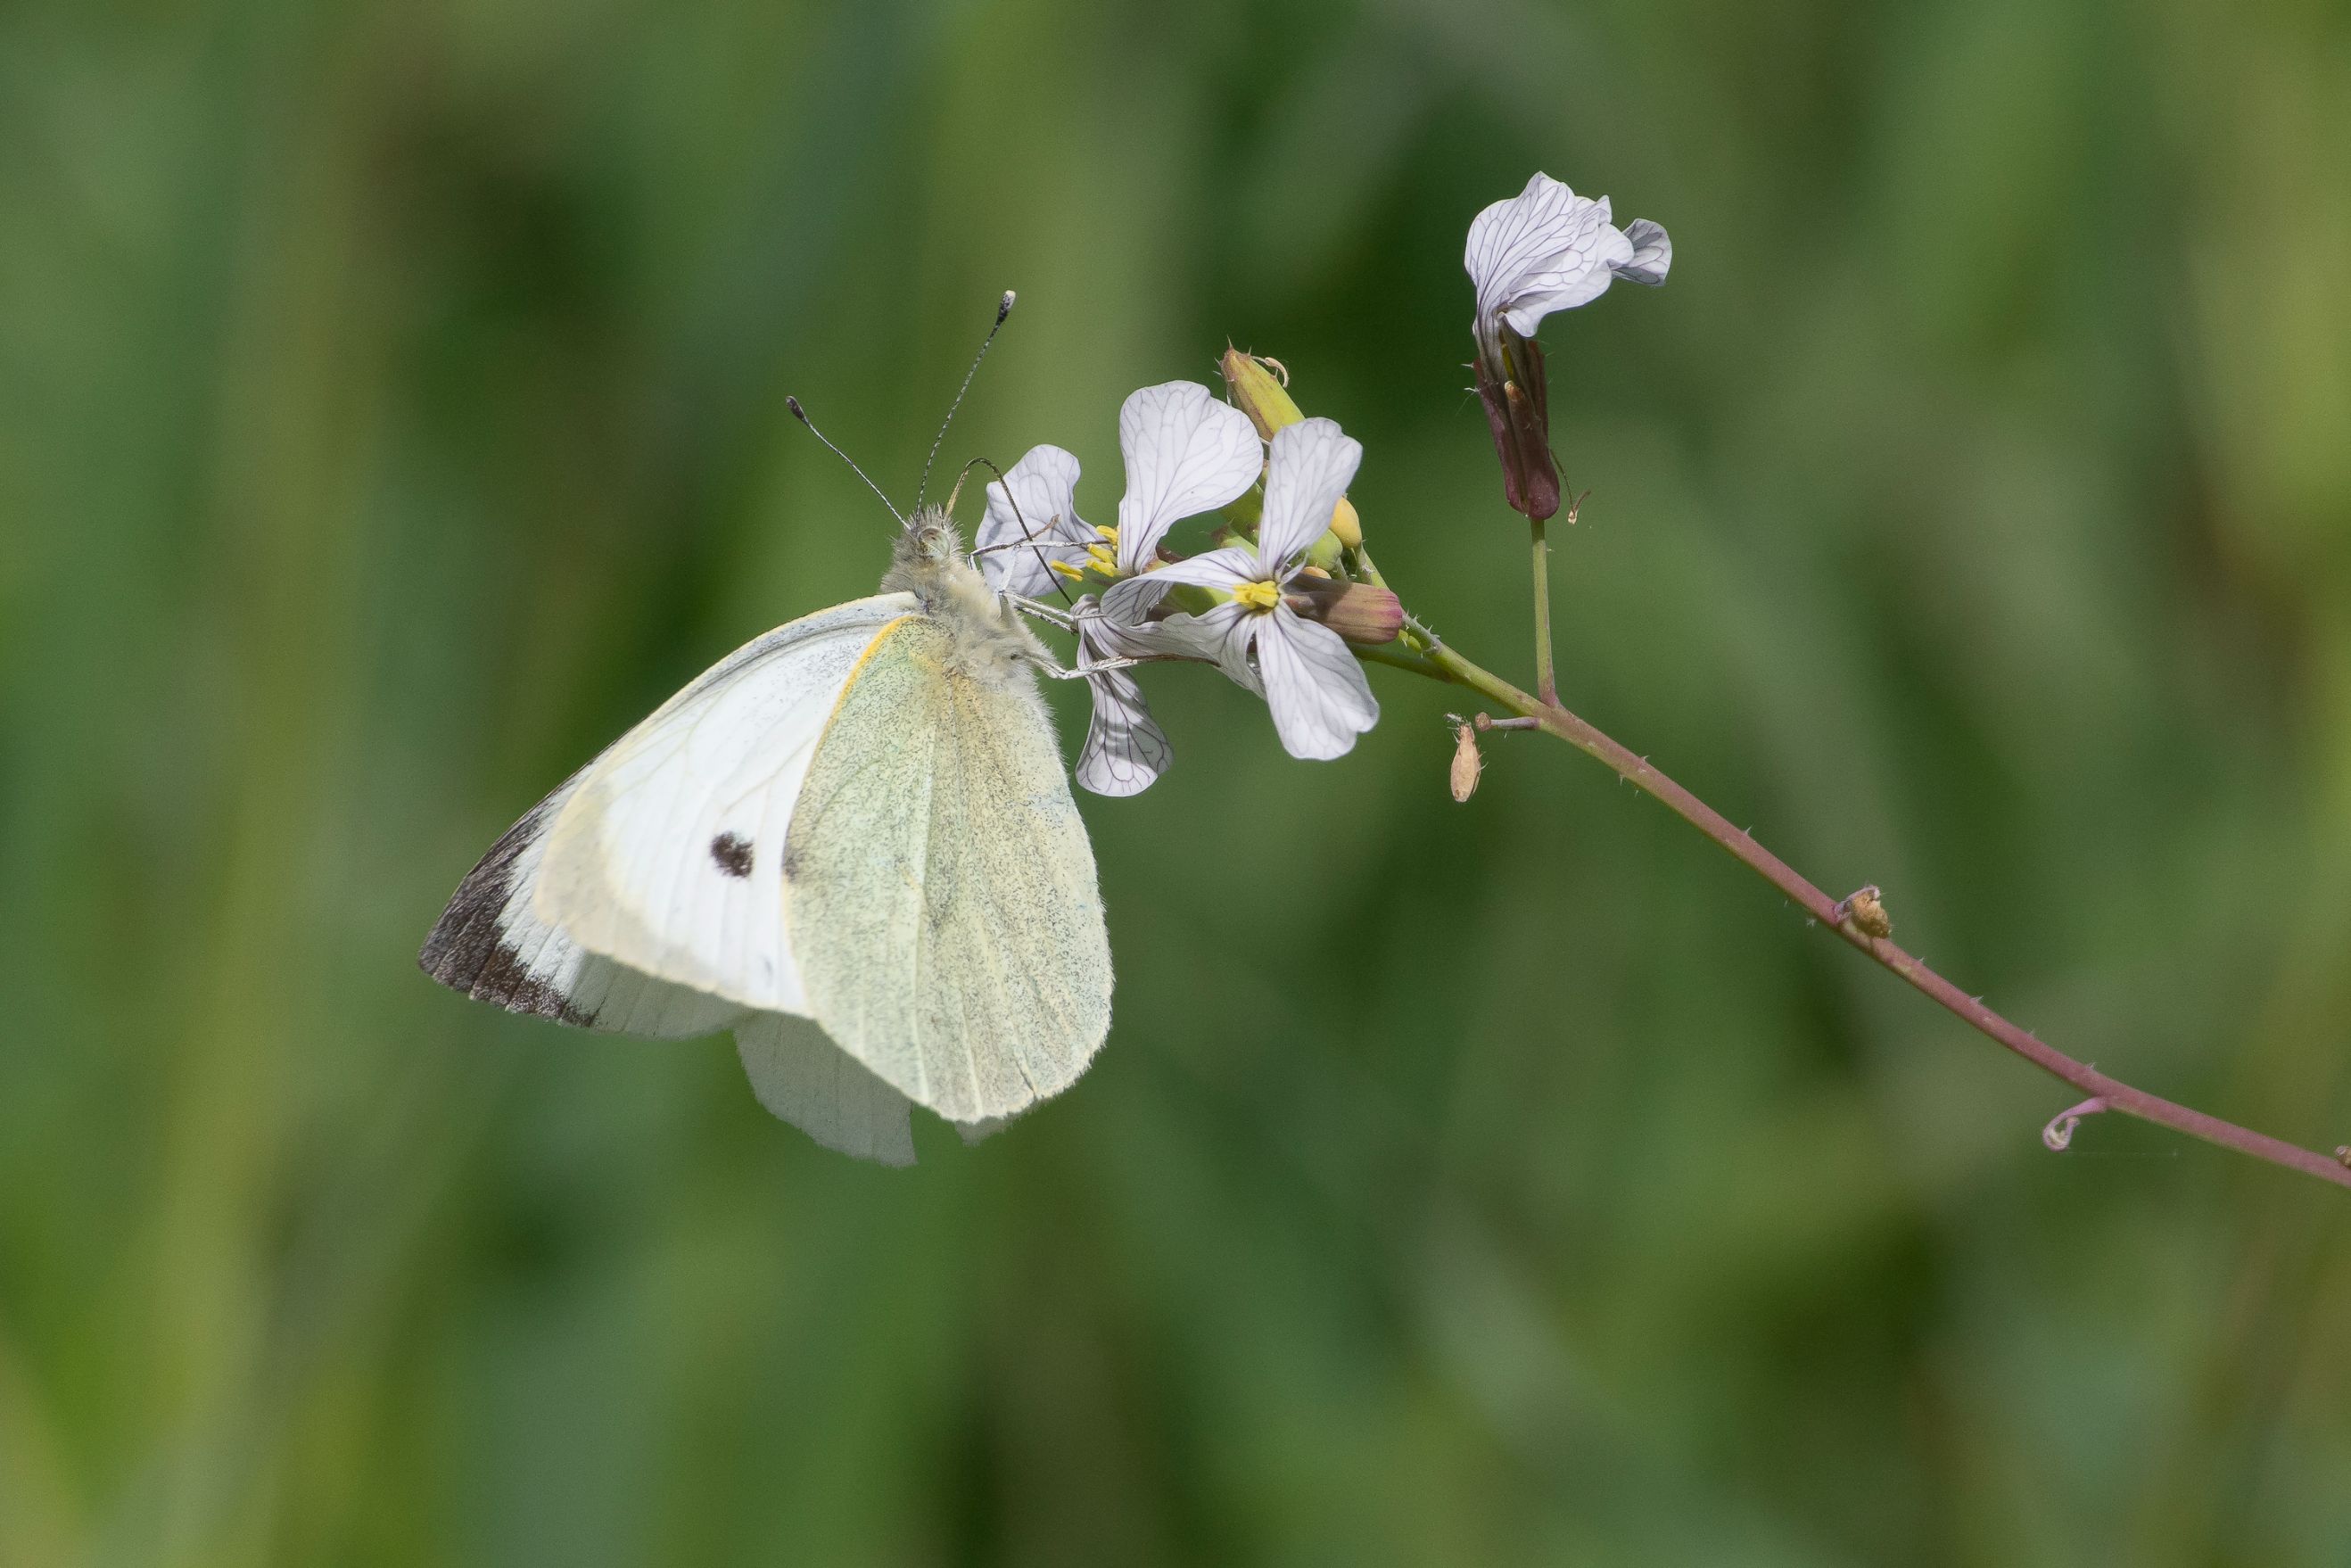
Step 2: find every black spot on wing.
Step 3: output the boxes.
[710,831,754,879]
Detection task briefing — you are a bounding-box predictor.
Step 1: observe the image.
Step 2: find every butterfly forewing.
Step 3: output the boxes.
[529,594,915,1013]
[420,762,748,1037]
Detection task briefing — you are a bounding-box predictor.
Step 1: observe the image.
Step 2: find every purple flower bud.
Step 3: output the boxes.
[1472,329,1561,521]
[1284,575,1403,646]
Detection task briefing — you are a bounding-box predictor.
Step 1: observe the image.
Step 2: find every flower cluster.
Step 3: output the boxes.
[975,378,1385,793]
[1464,173,1670,520]
[974,170,1667,792]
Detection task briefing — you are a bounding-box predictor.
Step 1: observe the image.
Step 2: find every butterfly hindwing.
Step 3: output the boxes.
[733,1012,918,1166]
[780,615,1112,1123]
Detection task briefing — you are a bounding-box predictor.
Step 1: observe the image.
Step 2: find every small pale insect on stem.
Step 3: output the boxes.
[1444,714,1482,802]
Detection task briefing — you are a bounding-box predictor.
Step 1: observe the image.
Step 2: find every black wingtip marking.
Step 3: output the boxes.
[711,831,754,879]
[418,777,597,1028]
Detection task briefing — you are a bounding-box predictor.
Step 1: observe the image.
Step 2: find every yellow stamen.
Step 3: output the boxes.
[1231,578,1282,612]
[1049,558,1085,580]
[1083,541,1118,574]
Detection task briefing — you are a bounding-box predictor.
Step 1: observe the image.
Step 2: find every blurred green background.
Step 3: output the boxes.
[5,0,2350,1562]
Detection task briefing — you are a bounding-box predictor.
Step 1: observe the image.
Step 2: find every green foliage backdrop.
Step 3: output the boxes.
[4,0,2348,1562]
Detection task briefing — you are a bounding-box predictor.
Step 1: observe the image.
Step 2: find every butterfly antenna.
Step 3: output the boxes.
[966,456,1075,607]
[915,290,1016,513]
[786,396,904,526]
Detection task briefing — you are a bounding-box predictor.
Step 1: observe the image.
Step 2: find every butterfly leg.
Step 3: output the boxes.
[1005,594,1080,631]
[1031,653,1147,681]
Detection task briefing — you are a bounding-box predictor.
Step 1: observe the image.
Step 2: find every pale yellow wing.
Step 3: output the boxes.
[780,616,1111,1123]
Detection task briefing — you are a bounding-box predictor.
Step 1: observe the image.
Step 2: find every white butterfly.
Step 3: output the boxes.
[419,509,1111,1165]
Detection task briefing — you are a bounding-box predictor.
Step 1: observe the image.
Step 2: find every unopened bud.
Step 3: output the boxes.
[1447,716,1482,802]
[1219,348,1303,440]
[1284,577,1402,646]
[1220,351,1365,551]
[1839,886,1893,940]
[1472,328,1561,521]
[1329,495,1362,548]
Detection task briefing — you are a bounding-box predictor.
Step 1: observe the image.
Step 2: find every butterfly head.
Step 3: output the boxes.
[892,506,965,575]
[883,506,1045,688]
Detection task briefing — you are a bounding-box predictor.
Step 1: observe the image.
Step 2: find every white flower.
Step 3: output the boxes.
[976,444,1098,598]
[974,469,1183,795]
[1465,172,1670,346]
[1102,418,1378,762]
[975,382,1261,598]
[1068,596,1180,796]
[1110,380,1262,574]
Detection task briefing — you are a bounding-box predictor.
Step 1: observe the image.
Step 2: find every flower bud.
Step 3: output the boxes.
[1221,352,1368,552]
[1329,496,1362,548]
[1472,328,1561,521]
[1219,349,1302,440]
[1284,576,1402,646]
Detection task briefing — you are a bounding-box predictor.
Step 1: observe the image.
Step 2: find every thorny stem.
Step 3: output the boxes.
[1354,640,1447,680]
[1395,635,2351,1193]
